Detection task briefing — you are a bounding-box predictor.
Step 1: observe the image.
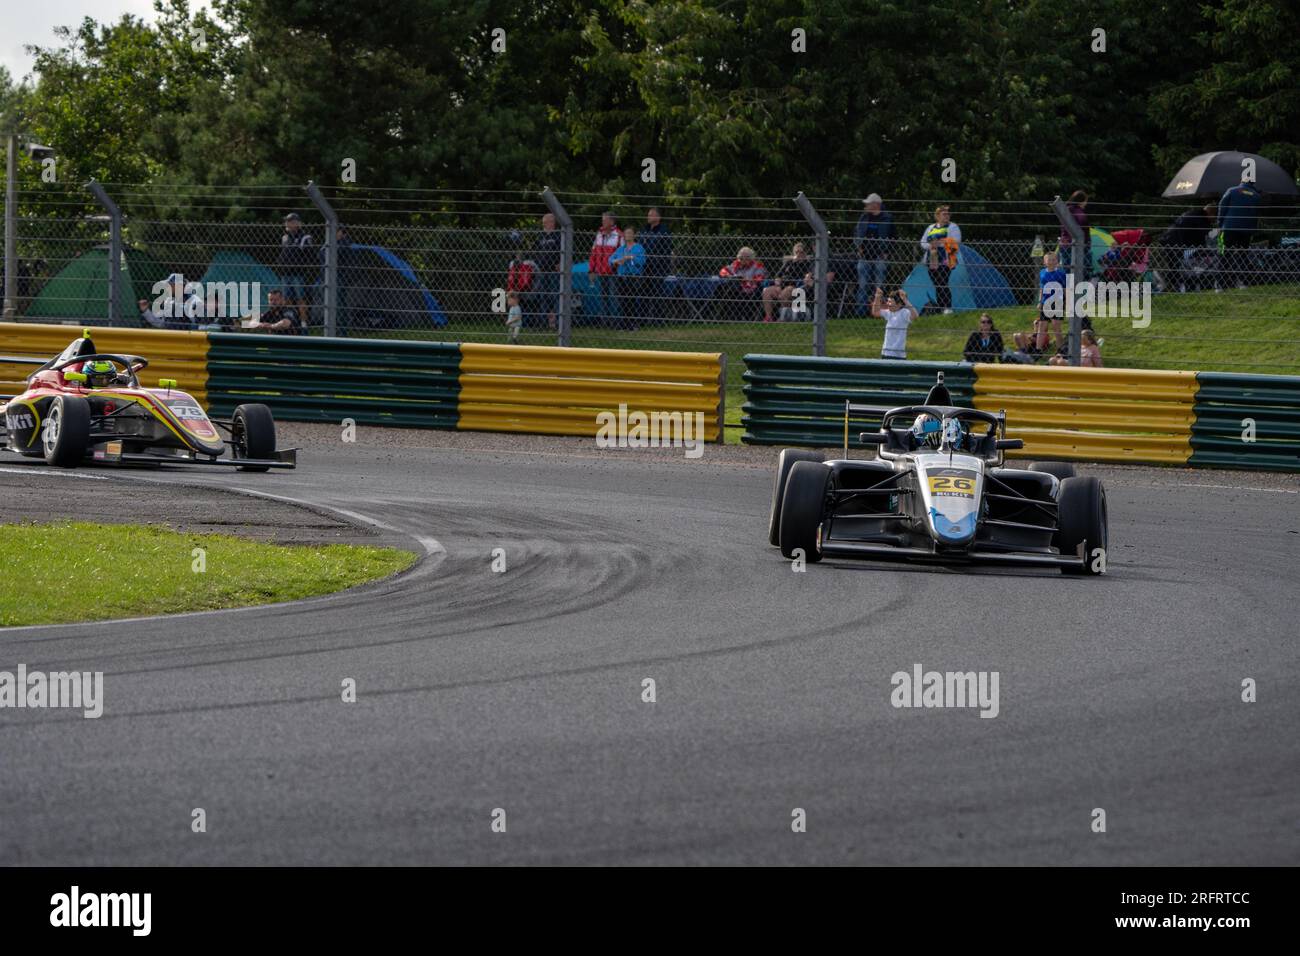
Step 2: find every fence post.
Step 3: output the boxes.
[3,135,15,318]
[541,187,573,347]
[87,180,122,327]
[794,191,828,357]
[1050,195,1083,366]
[305,181,338,337]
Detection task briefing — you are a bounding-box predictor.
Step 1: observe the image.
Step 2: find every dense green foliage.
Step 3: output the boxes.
[1,0,1295,208]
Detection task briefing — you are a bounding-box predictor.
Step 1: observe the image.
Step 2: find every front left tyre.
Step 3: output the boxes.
[1057,476,1108,575]
[779,460,831,561]
[232,403,276,472]
[43,395,91,467]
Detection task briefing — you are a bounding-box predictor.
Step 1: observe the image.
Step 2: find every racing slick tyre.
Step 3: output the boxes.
[1029,461,1077,481]
[779,460,830,562]
[42,394,91,467]
[768,449,825,546]
[1057,476,1108,576]
[232,403,276,472]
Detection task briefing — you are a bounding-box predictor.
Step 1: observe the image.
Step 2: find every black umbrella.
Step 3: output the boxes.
[1163,151,1299,199]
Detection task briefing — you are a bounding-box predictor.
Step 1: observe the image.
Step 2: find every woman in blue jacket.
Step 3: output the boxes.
[610,227,648,331]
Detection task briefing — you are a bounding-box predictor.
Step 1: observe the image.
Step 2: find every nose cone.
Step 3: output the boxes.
[930,508,977,544]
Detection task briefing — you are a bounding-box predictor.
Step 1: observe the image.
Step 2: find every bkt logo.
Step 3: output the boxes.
[7,412,35,430]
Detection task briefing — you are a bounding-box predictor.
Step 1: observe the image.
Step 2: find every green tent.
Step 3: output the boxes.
[25,245,168,326]
[200,250,280,316]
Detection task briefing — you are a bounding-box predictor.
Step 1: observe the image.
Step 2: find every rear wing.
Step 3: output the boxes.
[0,354,47,402]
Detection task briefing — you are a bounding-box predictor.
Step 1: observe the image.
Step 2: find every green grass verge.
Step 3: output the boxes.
[0,521,416,626]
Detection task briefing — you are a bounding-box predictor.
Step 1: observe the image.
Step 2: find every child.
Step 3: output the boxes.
[1039,251,1068,352]
[505,292,523,343]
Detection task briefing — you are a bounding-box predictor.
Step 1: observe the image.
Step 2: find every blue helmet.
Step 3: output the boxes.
[911,414,943,448]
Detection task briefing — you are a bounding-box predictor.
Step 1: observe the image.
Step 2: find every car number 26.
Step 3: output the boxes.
[928,476,974,496]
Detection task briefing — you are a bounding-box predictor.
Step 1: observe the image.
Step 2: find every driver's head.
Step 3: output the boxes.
[81,359,117,388]
[911,413,942,448]
[940,417,968,450]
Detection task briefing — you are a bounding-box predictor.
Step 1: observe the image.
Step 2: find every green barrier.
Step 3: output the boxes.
[742,355,975,447]
[1190,371,1300,471]
[207,333,461,428]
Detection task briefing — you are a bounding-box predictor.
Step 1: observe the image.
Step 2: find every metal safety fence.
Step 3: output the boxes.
[4,183,1300,391]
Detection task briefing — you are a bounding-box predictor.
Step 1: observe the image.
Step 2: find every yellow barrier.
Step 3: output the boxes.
[974,363,1198,401]
[971,396,1196,432]
[0,322,210,406]
[1005,429,1191,464]
[459,343,724,441]
[460,343,723,383]
[973,363,1195,464]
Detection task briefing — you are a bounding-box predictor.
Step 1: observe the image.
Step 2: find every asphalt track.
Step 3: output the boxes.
[1,427,1298,865]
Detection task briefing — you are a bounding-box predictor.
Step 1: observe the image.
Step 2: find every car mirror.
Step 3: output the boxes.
[857,432,886,445]
[158,378,178,389]
[995,439,1024,450]
[64,371,87,383]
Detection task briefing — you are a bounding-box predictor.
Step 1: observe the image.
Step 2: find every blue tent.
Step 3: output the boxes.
[325,243,447,329]
[901,244,1016,312]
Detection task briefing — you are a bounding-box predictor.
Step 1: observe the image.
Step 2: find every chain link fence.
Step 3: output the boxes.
[4,183,1300,386]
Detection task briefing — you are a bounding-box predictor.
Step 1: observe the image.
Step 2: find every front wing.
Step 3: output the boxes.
[817,538,1086,571]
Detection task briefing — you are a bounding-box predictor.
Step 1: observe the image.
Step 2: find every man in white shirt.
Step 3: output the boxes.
[871,286,918,359]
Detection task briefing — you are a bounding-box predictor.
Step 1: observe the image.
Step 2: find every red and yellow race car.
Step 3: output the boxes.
[0,330,294,470]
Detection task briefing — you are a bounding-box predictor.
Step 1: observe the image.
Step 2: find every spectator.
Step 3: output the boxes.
[505,231,536,323]
[532,213,562,331]
[963,313,1004,362]
[505,292,523,343]
[718,246,767,319]
[609,226,647,331]
[1050,328,1103,367]
[588,211,621,327]
[277,212,315,329]
[1007,314,1050,364]
[871,286,918,360]
[1217,181,1262,290]
[763,241,814,322]
[855,193,895,315]
[246,288,304,334]
[139,273,201,331]
[641,207,674,325]
[1038,250,1068,352]
[1156,203,1216,293]
[919,205,960,313]
[1058,190,1091,280]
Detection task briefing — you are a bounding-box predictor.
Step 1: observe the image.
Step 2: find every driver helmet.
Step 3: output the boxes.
[81,359,117,388]
[940,416,969,451]
[910,413,943,448]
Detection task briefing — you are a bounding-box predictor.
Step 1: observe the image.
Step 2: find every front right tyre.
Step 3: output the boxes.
[779,460,831,561]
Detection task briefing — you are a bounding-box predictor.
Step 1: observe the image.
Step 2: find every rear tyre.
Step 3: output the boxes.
[768,449,824,545]
[42,395,91,467]
[1029,461,1077,481]
[232,403,276,472]
[779,460,830,561]
[1057,476,1107,575]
